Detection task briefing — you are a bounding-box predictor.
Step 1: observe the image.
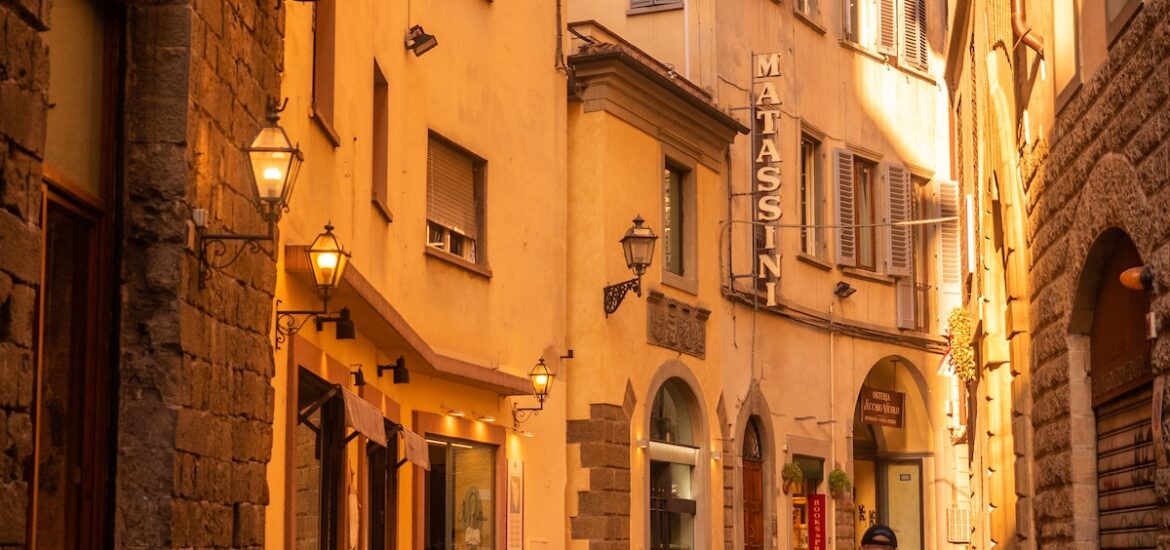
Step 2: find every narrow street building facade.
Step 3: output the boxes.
[2,0,286,547]
[948,0,1170,548]
[566,1,960,549]
[266,0,570,548]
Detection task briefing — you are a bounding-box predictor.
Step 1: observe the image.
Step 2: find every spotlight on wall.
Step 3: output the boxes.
[1120,265,1154,292]
[405,25,438,56]
[833,281,857,299]
[377,356,410,384]
[351,366,367,387]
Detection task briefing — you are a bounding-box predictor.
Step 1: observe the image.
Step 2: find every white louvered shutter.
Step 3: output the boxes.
[937,180,962,324]
[886,164,912,277]
[902,0,927,69]
[896,276,916,329]
[834,149,856,267]
[879,0,898,55]
[427,137,479,239]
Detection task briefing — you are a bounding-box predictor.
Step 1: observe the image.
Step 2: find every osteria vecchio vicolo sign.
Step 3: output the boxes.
[754,52,782,306]
[860,385,905,428]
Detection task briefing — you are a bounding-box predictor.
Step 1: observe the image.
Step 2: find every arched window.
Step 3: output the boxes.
[743,419,763,461]
[649,378,699,550]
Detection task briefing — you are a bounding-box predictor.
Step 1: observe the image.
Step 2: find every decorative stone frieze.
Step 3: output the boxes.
[646,290,710,359]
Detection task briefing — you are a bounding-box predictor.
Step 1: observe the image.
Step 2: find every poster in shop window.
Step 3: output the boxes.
[507,458,523,550]
[808,494,827,550]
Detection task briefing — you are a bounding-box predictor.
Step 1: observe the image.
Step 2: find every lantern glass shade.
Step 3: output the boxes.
[529,359,554,400]
[307,225,351,293]
[620,216,658,277]
[246,120,302,209]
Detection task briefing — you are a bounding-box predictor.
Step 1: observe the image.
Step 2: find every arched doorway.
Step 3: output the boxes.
[1078,231,1157,547]
[742,418,765,550]
[648,377,704,550]
[851,357,930,550]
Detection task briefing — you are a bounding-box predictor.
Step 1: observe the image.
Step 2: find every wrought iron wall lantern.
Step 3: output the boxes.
[194,100,303,288]
[603,216,658,317]
[274,224,355,349]
[512,358,555,429]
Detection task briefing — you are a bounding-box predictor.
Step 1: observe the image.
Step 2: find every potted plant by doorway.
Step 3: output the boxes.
[828,468,852,499]
[781,462,804,494]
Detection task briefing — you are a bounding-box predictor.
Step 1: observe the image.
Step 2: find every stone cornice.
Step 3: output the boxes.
[568,38,748,171]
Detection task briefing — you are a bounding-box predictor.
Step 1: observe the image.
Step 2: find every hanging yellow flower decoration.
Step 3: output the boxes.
[947,307,976,382]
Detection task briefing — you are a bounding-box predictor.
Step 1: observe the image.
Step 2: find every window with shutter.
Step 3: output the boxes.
[833,149,855,267]
[427,133,485,263]
[885,164,911,277]
[901,0,927,69]
[878,0,897,54]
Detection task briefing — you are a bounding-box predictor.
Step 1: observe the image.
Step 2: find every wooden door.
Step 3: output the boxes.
[743,459,764,550]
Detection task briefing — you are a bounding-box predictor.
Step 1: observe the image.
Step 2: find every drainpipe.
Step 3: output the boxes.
[1011,0,1044,57]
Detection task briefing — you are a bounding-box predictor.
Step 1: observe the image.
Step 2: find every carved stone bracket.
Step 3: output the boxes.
[646,290,710,359]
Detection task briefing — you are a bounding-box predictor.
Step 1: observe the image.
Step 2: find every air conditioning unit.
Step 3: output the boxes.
[946,507,971,544]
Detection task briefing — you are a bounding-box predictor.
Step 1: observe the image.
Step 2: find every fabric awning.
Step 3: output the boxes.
[339,387,387,447]
[399,426,431,471]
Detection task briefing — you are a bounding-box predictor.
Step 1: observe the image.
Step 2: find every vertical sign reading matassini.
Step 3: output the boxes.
[754,52,782,306]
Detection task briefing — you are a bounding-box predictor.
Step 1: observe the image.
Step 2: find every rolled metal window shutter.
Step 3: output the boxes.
[834,149,856,267]
[1095,385,1157,549]
[427,137,478,239]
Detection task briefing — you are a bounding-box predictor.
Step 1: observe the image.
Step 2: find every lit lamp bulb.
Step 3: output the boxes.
[316,251,338,283]
[262,166,283,197]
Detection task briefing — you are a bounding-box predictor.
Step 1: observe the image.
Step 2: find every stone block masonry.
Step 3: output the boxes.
[0,1,48,547]
[569,404,632,548]
[1024,0,1170,547]
[114,0,284,547]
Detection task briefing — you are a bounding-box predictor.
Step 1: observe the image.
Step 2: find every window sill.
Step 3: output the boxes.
[628,3,684,15]
[310,108,342,148]
[425,247,492,279]
[797,252,833,271]
[838,39,887,64]
[794,10,826,35]
[841,266,895,285]
[661,271,699,296]
[894,61,936,85]
[372,197,393,224]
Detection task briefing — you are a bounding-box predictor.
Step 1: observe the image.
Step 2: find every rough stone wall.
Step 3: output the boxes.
[568,403,632,549]
[0,2,47,548]
[115,1,282,547]
[1023,0,1170,547]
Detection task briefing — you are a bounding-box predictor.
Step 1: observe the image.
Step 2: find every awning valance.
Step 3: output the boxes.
[339,387,387,447]
[398,427,431,471]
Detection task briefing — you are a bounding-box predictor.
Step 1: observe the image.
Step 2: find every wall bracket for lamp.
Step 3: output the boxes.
[274,298,355,350]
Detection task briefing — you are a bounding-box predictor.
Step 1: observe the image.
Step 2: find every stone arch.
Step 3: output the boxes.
[1056,156,1163,546]
[642,360,712,550]
[727,381,778,550]
[850,355,933,550]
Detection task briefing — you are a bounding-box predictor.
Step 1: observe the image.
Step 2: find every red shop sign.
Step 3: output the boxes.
[809,494,827,550]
